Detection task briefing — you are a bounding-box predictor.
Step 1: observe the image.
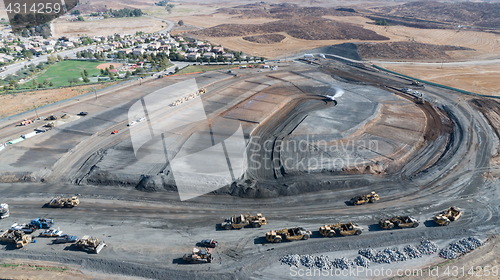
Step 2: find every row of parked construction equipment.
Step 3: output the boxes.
[208,192,462,252]
[0,196,107,253]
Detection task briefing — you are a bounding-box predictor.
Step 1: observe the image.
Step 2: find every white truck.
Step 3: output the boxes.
[0,203,9,219]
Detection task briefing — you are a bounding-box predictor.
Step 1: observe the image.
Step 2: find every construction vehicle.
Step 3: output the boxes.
[75,235,106,254]
[349,191,379,205]
[183,248,213,263]
[434,206,463,226]
[0,203,9,219]
[265,227,312,243]
[54,234,78,244]
[46,196,80,208]
[45,122,55,128]
[39,228,64,237]
[379,216,419,229]
[320,222,363,237]
[20,119,33,126]
[0,229,32,248]
[31,218,54,229]
[200,239,218,248]
[46,115,57,121]
[11,223,37,234]
[221,213,267,230]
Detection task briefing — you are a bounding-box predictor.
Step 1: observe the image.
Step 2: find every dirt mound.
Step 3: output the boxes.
[371,1,500,29]
[216,3,358,19]
[242,33,286,44]
[356,42,473,61]
[191,17,389,41]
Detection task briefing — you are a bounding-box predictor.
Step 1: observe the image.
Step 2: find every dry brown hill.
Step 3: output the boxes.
[190,17,389,41]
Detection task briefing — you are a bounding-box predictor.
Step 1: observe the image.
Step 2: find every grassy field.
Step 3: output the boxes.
[36,60,104,87]
[175,64,252,75]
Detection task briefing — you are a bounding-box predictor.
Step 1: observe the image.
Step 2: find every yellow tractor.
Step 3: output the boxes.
[46,196,80,208]
[265,227,312,243]
[349,191,379,205]
[183,248,213,264]
[379,216,419,230]
[198,88,206,95]
[221,213,266,230]
[75,235,106,254]
[0,229,32,248]
[434,206,463,226]
[320,222,363,237]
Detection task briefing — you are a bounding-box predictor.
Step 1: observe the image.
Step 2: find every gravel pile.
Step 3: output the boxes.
[418,240,439,255]
[404,244,422,259]
[439,248,458,259]
[280,254,301,267]
[300,255,316,269]
[358,248,377,261]
[449,242,467,254]
[459,237,484,251]
[438,237,484,259]
[315,255,333,270]
[332,257,352,270]
[354,256,370,267]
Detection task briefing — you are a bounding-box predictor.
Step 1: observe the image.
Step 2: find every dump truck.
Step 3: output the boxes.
[434,206,463,226]
[379,216,419,229]
[0,229,32,248]
[75,235,106,254]
[0,203,9,219]
[349,191,379,205]
[221,213,267,230]
[320,222,363,237]
[183,248,213,263]
[265,227,312,243]
[46,196,80,208]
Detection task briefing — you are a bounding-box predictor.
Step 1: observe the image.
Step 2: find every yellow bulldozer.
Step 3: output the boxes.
[379,216,419,230]
[0,229,32,248]
[319,222,363,237]
[434,206,463,226]
[221,213,267,230]
[75,235,106,254]
[349,191,379,205]
[183,248,213,264]
[265,227,312,243]
[46,196,80,208]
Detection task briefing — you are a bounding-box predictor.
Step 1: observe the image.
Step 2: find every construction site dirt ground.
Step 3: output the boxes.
[0,58,499,279]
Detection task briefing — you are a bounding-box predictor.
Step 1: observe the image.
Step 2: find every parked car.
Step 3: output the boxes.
[200,239,218,248]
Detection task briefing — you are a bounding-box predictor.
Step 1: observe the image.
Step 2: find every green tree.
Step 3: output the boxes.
[125,71,131,78]
[83,69,89,77]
